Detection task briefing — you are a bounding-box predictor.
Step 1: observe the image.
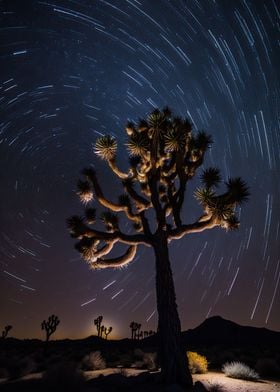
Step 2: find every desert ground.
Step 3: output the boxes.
[85,368,280,391]
[193,371,280,392]
[1,368,280,392]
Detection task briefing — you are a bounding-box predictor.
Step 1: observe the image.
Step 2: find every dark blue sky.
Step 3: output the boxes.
[0,0,279,339]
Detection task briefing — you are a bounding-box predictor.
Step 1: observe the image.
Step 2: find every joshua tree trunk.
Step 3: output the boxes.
[154,231,193,387]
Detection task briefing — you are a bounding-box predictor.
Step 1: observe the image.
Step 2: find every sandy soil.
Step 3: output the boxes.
[193,371,280,392]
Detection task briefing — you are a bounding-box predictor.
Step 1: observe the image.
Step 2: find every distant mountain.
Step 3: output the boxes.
[2,316,279,348]
[182,315,280,346]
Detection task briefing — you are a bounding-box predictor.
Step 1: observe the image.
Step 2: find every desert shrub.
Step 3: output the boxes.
[43,361,85,392]
[143,352,157,370]
[255,358,280,378]
[187,351,208,374]
[82,351,106,370]
[222,361,259,381]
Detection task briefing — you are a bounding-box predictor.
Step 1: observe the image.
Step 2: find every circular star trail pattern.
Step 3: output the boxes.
[0,0,279,339]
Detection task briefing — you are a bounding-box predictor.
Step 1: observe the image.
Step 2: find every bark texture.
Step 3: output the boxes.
[154,232,193,387]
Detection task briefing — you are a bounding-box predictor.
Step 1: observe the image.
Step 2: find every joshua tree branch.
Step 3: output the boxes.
[168,217,218,240]
[92,245,137,269]
[108,159,130,179]
[93,240,116,258]
[83,227,151,246]
[123,180,151,210]
[85,168,140,223]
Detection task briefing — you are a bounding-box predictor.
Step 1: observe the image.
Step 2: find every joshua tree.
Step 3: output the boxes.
[41,314,60,342]
[104,326,112,339]
[67,107,249,387]
[143,330,155,338]
[129,321,138,339]
[136,323,142,340]
[1,325,12,339]
[94,315,103,337]
[100,325,105,338]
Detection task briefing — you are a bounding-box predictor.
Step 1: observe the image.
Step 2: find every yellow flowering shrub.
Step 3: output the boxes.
[187,351,208,374]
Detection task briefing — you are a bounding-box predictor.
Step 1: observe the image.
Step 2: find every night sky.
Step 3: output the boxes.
[0,0,279,340]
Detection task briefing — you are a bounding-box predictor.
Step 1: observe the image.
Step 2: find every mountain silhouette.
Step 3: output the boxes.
[181,315,280,346]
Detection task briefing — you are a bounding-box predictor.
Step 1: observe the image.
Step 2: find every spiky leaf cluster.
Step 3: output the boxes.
[201,168,221,189]
[226,178,249,204]
[94,135,117,161]
[195,174,249,230]
[67,216,85,237]
[195,188,215,206]
[126,132,150,156]
[77,180,93,204]
[165,128,187,152]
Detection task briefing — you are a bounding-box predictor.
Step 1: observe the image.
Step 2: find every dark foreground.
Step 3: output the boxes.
[1,370,280,392]
[0,370,208,392]
[1,317,279,391]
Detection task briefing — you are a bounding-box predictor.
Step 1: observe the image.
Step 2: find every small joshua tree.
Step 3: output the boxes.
[136,323,142,339]
[100,325,105,338]
[94,315,103,337]
[104,326,112,339]
[41,314,60,341]
[130,321,140,340]
[1,325,12,339]
[68,107,249,386]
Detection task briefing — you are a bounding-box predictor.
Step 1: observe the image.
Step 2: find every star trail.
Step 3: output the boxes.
[0,0,279,340]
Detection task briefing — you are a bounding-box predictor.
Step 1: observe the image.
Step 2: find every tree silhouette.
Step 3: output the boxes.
[104,326,112,339]
[136,323,142,340]
[94,315,103,337]
[1,325,12,339]
[100,325,105,338]
[41,315,60,342]
[129,321,138,340]
[67,107,249,387]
